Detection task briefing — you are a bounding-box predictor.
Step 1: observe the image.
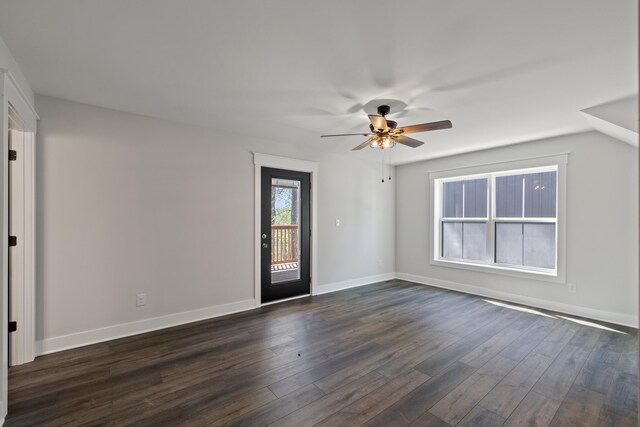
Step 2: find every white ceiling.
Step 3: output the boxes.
[0,0,637,164]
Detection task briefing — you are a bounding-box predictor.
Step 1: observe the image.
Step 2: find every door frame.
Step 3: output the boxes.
[7,107,36,366]
[253,153,318,307]
[0,69,38,419]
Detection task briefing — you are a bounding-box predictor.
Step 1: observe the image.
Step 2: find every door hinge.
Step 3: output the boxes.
[8,150,16,161]
[8,236,17,247]
[8,321,16,333]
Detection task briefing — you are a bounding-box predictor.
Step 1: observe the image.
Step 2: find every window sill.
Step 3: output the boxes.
[430,258,565,284]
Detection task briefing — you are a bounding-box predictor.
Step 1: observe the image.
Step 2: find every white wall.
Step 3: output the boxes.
[35,95,395,351]
[396,131,638,326]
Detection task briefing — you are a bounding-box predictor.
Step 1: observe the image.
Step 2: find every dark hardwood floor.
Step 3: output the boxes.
[6,280,638,426]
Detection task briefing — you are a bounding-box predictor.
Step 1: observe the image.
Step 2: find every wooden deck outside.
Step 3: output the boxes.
[271,225,299,266]
[271,262,299,283]
[271,225,300,283]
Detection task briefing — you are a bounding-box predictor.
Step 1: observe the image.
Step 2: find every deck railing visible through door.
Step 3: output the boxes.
[271,225,299,264]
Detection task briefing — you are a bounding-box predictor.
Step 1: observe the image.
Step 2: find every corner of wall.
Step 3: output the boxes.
[315,272,397,295]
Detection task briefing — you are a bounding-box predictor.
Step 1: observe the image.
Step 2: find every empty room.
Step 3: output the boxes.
[0,0,637,426]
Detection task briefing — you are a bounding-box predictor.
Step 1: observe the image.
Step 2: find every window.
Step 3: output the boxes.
[431,156,566,280]
[494,171,557,270]
[441,178,488,261]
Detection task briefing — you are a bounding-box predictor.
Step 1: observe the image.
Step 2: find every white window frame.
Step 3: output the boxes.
[430,154,568,283]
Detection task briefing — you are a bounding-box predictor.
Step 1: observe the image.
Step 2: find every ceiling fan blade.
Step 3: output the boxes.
[352,139,373,151]
[396,120,452,135]
[368,115,388,132]
[321,132,374,138]
[396,135,425,148]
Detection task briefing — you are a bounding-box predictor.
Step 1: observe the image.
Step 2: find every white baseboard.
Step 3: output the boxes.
[34,270,635,357]
[397,272,638,328]
[35,299,256,356]
[314,272,397,295]
[35,272,398,356]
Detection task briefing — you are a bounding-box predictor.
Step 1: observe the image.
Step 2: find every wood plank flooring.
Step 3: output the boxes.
[6,280,638,426]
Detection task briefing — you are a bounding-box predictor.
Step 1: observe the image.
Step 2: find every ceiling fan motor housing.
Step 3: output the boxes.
[369,105,397,132]
[369,120,397,132]
[377,105,391,116]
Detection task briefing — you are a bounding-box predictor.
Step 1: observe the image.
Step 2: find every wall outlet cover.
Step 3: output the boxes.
[136,293,147,306]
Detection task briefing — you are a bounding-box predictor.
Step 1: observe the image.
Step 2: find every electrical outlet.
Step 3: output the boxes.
[335,219,340,227]
[568,283,576,293]
[136,293,147,306]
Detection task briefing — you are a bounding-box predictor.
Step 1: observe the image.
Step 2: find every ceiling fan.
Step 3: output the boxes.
[321,105,452,151]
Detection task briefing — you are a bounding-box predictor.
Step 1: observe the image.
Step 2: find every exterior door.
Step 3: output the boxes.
[261,167,310,303]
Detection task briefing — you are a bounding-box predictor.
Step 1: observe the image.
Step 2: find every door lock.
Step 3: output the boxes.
[262,243,268,249]
[261,234,267,239]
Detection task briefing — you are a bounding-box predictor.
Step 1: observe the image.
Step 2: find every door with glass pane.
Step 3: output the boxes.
[261,167,310,303]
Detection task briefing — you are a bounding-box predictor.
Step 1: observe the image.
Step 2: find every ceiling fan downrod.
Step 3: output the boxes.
[377,105,391,116]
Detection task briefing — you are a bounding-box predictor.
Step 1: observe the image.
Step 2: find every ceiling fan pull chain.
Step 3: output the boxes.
[387,150,391,181]
[381,156,385,183]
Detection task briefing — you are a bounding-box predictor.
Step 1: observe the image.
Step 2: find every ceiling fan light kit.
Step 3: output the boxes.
[370,135,397,149]
[321,104,453,151]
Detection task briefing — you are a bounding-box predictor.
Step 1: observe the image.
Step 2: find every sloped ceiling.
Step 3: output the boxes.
[0,0,637,164]
[581,96,638,147]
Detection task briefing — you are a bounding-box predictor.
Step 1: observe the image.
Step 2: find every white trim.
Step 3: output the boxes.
[253,153,318,173]
[36,299,256,356]
[0,93,6,423]
[396,272,638,328]
[6,109,36,366]
[314,273,396,295]
[34,272,395,355]
[427,153,569,178]
[32,271,636,357]
[0,69,38,129]
[24,129,35,362]
[430,259,558,280]
[253,153,318,307]
[260,294,310,306]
